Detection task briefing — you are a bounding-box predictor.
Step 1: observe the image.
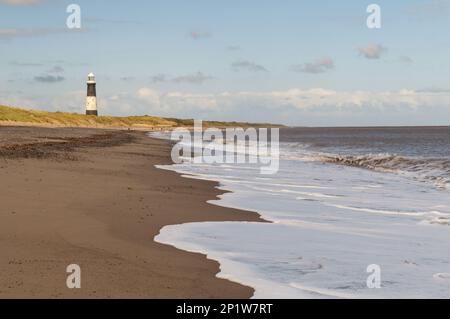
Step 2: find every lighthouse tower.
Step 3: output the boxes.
[86,73,98,116]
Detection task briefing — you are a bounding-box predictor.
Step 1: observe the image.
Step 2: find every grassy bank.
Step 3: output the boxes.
[0,105,175,128]
[0,105,283,129]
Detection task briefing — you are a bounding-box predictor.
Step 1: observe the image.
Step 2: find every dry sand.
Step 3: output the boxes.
[0,126,263,298]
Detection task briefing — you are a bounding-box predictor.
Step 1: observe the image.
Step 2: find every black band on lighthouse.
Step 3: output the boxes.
[86,110,98,116]
[87,83,96,97]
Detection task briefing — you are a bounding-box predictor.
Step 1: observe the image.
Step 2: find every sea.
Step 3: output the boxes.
[150,127,450,298]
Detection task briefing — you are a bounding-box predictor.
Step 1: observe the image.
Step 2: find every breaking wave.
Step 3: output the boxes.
[288,151,450,190]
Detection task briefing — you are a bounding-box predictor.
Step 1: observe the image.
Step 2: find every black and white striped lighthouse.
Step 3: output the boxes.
[86,72,98,116]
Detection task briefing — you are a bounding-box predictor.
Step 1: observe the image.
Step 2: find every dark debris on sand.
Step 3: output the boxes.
[0,127,137,160]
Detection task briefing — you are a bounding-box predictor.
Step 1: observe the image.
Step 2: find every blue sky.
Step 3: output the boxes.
[1,0,450,126]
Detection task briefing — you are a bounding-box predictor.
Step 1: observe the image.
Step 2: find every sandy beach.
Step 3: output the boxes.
[0,126,263,299]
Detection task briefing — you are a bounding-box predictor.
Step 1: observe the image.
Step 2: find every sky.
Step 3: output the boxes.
[1,0,450,126]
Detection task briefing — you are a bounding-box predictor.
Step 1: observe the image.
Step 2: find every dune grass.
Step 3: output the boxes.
[0,105,176,127]
[0,105,284,128]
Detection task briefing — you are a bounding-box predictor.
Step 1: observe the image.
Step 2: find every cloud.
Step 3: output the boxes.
[171,72,213,84]
[189,31,212,40]
[4,87,450,126]
[0,0,42,5]
[107,87,450,126]
[291,57,335,74]
[150,74,168,83]
[416,87,450,93]
[50,90,85,112]
[137,88,161,105]
[358,44,386,59]
[34,75,65,83]
[231,60,268,72]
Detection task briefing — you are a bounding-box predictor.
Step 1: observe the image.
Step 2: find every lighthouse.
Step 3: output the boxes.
[85,72,98,116]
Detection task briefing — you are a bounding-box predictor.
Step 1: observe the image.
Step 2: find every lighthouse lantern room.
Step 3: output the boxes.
[86,72,98,116]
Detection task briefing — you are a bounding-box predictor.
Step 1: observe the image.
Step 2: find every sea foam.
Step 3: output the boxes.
[151,130,450,298]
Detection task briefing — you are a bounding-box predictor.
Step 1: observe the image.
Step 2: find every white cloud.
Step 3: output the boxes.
[51,90,85,112]
[358,44,386,60]
[3,87,450,126]
[291,57,335,74]
[137,88,160,106]
[112,87,450,125]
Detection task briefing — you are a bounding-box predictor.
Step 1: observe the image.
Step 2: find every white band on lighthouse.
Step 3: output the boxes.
[86,96,97,111]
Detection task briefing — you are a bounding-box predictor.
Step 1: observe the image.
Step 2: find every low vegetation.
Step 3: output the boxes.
[0,105,284,129]
[0,105,175,128]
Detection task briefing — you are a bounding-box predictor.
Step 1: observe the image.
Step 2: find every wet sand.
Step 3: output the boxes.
[0,126,263,298]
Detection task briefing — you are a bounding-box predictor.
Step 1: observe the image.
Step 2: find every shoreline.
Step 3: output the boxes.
[0,126,264,298]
